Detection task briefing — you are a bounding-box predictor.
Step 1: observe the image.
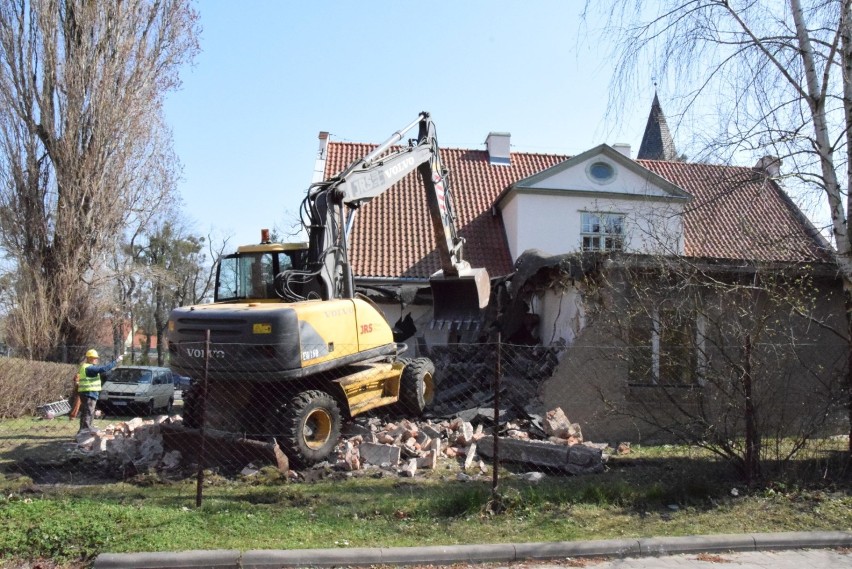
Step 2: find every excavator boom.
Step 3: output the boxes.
[287,112,490,331]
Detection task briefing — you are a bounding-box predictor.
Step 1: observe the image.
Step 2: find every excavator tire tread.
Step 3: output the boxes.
[279,389,342,468]
[398,358,435,416]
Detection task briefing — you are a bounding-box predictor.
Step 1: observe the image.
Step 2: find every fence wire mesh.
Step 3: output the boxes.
[0,340,849,495]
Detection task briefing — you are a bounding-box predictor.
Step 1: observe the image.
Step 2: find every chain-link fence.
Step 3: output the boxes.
[0,338,849,500]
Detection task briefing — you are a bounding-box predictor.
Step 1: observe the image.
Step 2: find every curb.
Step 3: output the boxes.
[92,531,852,569]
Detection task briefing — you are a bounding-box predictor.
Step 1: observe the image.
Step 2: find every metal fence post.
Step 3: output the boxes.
[195,330,211,508]
[492,333,501,496]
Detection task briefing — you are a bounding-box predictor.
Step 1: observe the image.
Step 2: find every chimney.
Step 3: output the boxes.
[486,132,511,165]
[318,131,329,157]
[312,131,330,183]
[753,155,782,178]
[612,143,632,158]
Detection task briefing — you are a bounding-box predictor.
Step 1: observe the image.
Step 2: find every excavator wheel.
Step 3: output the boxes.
[276,390,342,467]
[398,358,435,416]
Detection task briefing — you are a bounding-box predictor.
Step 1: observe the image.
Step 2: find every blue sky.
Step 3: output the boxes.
[163,2,661,250]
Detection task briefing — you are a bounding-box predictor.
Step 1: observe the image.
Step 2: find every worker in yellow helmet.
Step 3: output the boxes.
[76,349,123,434]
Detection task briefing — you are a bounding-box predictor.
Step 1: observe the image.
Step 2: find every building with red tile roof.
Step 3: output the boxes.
[321,135,832,286]
[313,105,843,444]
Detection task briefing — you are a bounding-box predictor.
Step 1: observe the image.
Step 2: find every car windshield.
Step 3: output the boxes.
[106,369,153,384]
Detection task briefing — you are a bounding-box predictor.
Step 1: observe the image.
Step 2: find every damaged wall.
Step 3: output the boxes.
[531,286,586,346]
[539,268,848,445]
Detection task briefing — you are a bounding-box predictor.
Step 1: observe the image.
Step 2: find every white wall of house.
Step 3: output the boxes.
[531,286,586,347]
[526,154,674,197]
[500,151,687,261]
[502,192,685,261]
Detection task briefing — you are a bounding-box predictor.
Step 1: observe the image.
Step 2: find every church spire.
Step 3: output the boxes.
[637,92,678,161]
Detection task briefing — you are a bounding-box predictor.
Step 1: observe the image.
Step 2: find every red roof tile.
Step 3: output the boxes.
[324,142,568,280]
[640,160,831,263]
[324,142,831,280]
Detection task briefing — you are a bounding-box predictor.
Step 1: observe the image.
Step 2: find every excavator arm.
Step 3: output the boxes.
[278,112,490,330]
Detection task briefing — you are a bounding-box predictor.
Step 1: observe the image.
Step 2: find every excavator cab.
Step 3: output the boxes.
[215,239,308,302]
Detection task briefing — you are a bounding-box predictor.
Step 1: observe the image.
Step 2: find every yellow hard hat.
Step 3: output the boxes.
[85,349,99,359]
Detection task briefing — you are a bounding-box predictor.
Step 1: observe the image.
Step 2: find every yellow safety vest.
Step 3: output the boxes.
[77,362,101,393]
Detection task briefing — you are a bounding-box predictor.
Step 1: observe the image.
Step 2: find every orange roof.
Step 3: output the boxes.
[325,142,831,280]
[325,143,567,280]
[641,160,831,263]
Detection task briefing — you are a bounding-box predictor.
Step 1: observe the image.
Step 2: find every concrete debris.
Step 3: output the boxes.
[241,463,260,477]
[72,415,189,473]
[69,403,614,480]
[357,442,401,467]
[519,471,546,483]
[477,435,605,475]
[337,441,361,472]
[161,450,182,470]
[402,458,417,478]
[463,443,478,471]
[416,450,437,470]
[543,407,582,441]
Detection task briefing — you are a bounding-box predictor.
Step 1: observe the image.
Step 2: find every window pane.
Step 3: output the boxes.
[216,256,239,300]
[659,310,696,384]
[581,212,625,251]
[608,216,623,235]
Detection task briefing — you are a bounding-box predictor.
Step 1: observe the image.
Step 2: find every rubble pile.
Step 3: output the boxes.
[329,405,606,477]
[426,344,563,422]
[331,416,490,477]
[70,405,607,480]
[73,415,183,472]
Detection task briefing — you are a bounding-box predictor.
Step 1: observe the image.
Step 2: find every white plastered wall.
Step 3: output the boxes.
[504,192,685,260]
[499,150,688,261]
[529,285,586,347]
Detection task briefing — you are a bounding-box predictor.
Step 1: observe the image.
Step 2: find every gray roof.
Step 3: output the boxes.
[637,93,678,161]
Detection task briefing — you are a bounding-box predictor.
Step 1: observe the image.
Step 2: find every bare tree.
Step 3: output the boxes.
[0,0,198,361]
[587,0,852,455]
[581,255,845,484]
[127,219,225,365]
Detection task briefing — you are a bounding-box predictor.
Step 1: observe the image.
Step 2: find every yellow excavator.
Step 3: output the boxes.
[166,112,490,466]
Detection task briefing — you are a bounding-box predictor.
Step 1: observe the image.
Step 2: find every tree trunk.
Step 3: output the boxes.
[743,333,761,485]
[846,294,852,459]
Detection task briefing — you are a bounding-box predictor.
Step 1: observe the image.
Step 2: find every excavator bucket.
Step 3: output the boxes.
[430,267,491,331]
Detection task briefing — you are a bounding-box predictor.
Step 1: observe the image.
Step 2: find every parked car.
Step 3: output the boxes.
[98,366,175,416]
[171,373,191,390]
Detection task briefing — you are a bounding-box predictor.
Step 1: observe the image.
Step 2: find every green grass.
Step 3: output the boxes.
[1,474,850,559]
[0,415,850,566]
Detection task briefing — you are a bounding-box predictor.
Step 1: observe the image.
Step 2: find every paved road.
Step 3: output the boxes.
[510,549,852,568]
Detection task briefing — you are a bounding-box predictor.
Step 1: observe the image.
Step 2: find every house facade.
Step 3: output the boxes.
[316,99,845,444]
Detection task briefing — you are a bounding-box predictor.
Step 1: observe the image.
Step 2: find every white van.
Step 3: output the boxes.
[98,366,176,416]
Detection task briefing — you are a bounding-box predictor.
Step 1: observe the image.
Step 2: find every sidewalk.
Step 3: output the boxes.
[93,531,852,569]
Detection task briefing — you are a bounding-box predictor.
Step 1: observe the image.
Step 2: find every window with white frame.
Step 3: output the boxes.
[581,212,624,252]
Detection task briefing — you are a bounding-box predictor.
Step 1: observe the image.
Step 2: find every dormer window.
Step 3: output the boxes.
[582,212,624,251]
